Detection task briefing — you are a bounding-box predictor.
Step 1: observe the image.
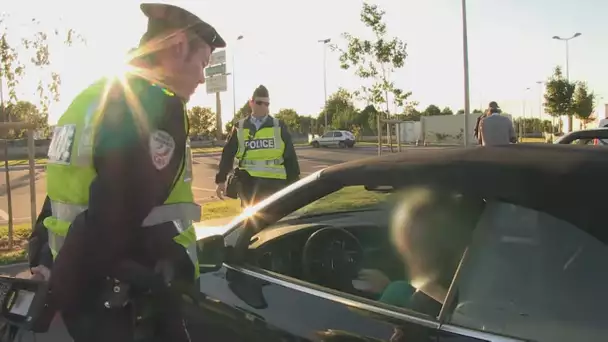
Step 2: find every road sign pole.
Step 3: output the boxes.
[216,92,223,141]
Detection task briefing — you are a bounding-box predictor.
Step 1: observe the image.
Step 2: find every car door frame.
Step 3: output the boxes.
[203,175,522,342]
[209,241,522,341]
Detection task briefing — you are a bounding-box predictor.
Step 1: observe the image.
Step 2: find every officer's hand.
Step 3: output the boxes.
[216,183,226,200]
[30,265,51,281]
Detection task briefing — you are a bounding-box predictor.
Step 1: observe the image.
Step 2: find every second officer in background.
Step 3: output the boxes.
[215,85,300,206]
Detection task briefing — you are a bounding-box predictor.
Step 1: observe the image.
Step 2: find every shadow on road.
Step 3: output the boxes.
[0,170,43,196]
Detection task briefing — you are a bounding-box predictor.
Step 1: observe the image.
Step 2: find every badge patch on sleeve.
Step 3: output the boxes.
[149,130,176,170]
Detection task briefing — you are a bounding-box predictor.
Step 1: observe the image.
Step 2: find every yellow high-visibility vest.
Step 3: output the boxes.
[44,77,201,278]
[236,117,286,180]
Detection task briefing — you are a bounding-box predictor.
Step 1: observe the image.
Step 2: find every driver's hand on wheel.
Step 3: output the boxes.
[30,265,51,281]
[358,269,390,294]
[216,182,226,200]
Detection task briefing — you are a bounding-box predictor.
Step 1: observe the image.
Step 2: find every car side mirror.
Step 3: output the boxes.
[197,235,226,274]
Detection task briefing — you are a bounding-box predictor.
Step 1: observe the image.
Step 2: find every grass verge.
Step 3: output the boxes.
[520,137,546,143]
[0,224,32,265]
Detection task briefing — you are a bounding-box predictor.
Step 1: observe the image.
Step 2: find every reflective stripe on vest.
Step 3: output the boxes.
[47,201,201,255]
[240,158,284,166]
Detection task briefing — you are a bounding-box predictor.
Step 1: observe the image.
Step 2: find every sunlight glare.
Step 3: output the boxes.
[241,206,257,218]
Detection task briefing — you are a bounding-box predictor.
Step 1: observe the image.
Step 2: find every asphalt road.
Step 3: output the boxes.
[0,146,386,225]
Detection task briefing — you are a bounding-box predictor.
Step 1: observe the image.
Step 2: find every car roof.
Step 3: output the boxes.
[556,128,608,143]
[563,127,608,135]
[319,144,608,242]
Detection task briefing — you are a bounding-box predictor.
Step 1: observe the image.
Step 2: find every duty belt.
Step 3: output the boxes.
[240,158,284,166]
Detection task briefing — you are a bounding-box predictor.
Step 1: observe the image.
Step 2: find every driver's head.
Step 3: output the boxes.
[390,187,483,300]
[132,3,226,101]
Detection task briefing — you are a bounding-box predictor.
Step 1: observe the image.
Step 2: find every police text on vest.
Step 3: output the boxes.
[245,138,275,150]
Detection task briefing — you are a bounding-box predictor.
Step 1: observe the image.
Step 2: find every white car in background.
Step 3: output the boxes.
[310,130,356,148]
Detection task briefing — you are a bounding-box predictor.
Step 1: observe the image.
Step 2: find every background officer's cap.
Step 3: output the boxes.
[140,3,226,49]
[252,85,269,98]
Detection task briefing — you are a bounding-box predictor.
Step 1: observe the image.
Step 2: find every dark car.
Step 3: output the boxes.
[555,127,608,145]
[185,145,608,342]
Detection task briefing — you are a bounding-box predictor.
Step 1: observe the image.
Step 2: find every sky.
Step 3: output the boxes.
[2,0,608,126]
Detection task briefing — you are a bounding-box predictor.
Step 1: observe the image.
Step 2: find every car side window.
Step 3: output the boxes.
[334,132,343,138]
[253,187,479,320]
[449,202,608,342]
[568,138,593,145]
[322,132,333,138]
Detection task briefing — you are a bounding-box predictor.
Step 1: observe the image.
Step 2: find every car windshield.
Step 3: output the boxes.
[280,185,393,221]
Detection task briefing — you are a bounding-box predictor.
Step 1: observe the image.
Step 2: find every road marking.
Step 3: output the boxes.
[192,186,216,192]
[312,165,330,169]
[0,209,8,221]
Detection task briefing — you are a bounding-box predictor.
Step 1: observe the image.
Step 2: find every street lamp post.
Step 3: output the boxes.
[461,0,471,147]
[536,81,544,132]
[232,35,244,118]
[522,87,531,139]
[318,38,331,131]
[552,32,581,132]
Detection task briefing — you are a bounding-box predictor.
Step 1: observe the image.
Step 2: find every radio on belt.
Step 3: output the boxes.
[0,276,54,333]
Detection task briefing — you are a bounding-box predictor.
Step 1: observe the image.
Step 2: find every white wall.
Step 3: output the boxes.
[397,121,421,143]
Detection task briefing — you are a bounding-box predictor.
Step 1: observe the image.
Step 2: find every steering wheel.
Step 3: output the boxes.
[301,227,364,291]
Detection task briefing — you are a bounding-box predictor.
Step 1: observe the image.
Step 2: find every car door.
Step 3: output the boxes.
[194,263,442,342]
[333,131,344,146]
[190,186,511,342]
[319,132,334,147]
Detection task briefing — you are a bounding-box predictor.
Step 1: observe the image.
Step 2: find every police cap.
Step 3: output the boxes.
[140,3,226,49]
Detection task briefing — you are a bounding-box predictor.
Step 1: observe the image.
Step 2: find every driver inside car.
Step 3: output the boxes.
[357,187,483,313]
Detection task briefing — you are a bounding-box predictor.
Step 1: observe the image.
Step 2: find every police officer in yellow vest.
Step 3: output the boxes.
[215,85,301,206]
[26,3,225,341]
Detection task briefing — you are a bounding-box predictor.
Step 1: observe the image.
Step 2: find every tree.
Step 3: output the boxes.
[333,2,410,145]
[298,116,317,134]
[332,107,359,130]
[188,106,215,136]
[0,14,84,129]
[1,101,48,139]
[225,100,252,132]
[422,104,442,116]
[319,88,356,131]
[275,108,300,132]
[359,104,380,135]
[441,107,454,116]
[544,66,576,132]
[573,81,595,130]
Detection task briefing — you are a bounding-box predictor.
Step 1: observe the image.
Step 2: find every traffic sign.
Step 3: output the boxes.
[209,50,226,66]
[206,75,228,94]
[205,63,226,77]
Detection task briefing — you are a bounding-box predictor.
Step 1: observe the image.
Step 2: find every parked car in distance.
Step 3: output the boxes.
[554,128,608,146]
[310,130,356,148]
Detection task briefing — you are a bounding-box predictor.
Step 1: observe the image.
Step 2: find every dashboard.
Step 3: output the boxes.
[246,210,403,281]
